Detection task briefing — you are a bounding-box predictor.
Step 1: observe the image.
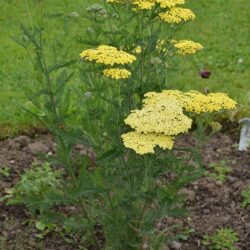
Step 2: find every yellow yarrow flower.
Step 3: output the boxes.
[124,97,192,135]
[159,7,195,23]
[122,90,237,154]
[143,90,237,114]
[122,131,174,154]
[156,0,185,8]
[80,45,136,66]
[183,91,237,114]
[107,0,185,9]
[173,40,203,55]
[143,90,184,106]
[132,0,155,10]
[103,68,131,79]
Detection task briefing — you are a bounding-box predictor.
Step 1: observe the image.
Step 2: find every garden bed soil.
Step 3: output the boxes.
[0,131,249,249]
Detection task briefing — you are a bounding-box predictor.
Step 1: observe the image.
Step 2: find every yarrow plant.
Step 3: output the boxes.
[5,0,238,249]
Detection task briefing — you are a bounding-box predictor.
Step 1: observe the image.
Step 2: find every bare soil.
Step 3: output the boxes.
[0,131,249,249]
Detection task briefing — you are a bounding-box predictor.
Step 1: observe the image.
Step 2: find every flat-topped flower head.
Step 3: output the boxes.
[159,7,195,23]
[183,91,237,113]
[132,0,155,10]
[143,90,237,113]
[143,90,184,106]
[172,40,203,55]
[122,131,174,154]
[80,45,136,66]
[103,68,131,79]
[156,0,185,8]
[124,97,192,135]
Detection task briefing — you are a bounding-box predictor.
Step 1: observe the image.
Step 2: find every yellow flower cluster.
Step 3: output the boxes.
[107,0,185,9]
[156,39,202,55]
[143,90,184,106]
[122,132,174,155]
[106,0,125,3]
[159,7,195,23]
[122,90,237,154]
[122,95,192,154]
[143,90,237,114]
[172,40,203,55]
[183,91,237,114]
[132,0,155,10]
[106,0,194,24]
[80,45,136,80]
[156,0,185,8]
[103,68,131,79]
[125,98,192,135]
[80,45,136,66]
[106,0,194,23]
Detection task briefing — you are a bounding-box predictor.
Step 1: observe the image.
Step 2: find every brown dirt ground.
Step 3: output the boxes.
[0,131,249,249]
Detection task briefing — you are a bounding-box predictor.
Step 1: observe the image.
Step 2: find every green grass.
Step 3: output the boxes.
[0,0,250,137]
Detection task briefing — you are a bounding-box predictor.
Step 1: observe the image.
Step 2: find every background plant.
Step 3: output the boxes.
[205,160,232,182]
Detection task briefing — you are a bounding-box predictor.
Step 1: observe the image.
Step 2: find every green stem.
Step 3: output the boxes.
[39,33,61,132]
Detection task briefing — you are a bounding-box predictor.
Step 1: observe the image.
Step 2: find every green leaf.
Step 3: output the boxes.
[35,221,46,231]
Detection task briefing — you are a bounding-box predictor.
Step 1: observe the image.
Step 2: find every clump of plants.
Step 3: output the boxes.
[205,160,232,182]
[4,0,238,249]
[241,186,250,208]
[202,228,239,250]
[4,163,62,215]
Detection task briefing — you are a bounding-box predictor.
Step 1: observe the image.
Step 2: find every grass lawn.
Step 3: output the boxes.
[0,0,250,137]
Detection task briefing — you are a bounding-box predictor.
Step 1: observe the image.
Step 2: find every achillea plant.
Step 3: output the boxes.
[6,0,237,249]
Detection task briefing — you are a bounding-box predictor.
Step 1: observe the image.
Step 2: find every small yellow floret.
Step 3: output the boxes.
[122,131,174,154]
[80,45,136,66]
[159,7,195,23]
[103,68,131,79]
[173,40,203,55]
